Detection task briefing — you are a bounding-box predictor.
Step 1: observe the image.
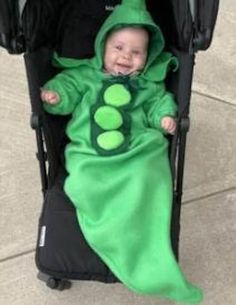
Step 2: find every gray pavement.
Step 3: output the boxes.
[0,1,235,304]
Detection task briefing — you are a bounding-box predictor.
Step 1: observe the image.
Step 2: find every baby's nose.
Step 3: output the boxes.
[122,51,131,59]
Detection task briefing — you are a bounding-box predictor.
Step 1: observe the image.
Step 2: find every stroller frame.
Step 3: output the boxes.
[27,42,194,292]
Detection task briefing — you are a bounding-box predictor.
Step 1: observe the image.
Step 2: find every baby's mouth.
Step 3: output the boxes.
[116,63,132,74]
[117,63,131,69]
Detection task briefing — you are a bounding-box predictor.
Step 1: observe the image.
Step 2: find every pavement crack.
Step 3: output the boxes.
[192,89,236,107]
[0,249,35,263]
[183,186,236,205]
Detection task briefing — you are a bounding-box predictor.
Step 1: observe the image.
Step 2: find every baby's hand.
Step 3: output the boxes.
[41,90,60,105]
[161,116,176,134]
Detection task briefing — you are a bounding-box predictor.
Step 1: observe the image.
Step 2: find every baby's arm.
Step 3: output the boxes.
[145,83,177,134]
[42,68,82,115]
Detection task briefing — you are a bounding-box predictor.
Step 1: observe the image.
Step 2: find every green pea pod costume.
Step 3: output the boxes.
[43,0,203,303]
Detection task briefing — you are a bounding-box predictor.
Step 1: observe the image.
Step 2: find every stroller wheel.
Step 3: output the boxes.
[46,277,72,291]
[46,277,58,289]
[56,279,72,291]
[46,277,72,290]
[37,272,72,290]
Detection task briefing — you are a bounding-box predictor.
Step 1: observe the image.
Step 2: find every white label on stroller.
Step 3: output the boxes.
[39,226,46,247]
[105,5,115,11]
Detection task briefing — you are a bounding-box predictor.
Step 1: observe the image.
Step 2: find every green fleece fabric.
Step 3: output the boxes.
[43,0,203,303]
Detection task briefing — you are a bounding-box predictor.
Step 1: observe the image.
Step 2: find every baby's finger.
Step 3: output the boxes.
[169,122,176,134]
[165,120,173,131]
[49,95,59,104]
[161,119,169,130]
[44,92,59,104]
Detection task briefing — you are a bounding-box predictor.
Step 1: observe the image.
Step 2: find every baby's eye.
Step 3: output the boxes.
[132,50,141,55]
[115,45,122,51]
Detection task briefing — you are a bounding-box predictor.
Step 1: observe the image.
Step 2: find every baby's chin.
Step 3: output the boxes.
[115,70,141,77]
[106,69,130,76]
[116,71,131,76]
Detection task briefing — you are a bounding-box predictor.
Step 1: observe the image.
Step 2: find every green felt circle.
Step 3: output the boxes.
[97,131,125,150]
[94,106,123,130]
[104,84,131,107]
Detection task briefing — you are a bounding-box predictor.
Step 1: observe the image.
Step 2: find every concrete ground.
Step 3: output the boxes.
[0,1,235,304]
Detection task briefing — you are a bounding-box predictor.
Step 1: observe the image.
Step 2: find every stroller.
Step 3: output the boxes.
[0,0,219,292]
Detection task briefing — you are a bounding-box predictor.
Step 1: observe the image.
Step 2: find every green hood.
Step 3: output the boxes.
[52,0,178,82]
[94,0,165,73]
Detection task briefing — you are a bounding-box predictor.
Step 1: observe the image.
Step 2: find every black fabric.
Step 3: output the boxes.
[22,0,62,51]
[195,0,219,50]
[198,0,219,33]
[146,1,178,51]
[0,0,24,53]
[54,0,176,58]
[0,0,219,54]
[56,0,122,58]
[169,0,194,51]
[0,0,11,33]
[36,167,118,282]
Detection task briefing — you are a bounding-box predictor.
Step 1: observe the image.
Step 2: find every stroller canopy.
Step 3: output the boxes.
[0,0,219,55]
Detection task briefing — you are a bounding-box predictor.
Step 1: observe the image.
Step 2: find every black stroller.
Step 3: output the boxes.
[0,0,219,291]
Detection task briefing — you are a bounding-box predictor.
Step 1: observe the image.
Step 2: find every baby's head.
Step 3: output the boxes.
[103,26,149,76]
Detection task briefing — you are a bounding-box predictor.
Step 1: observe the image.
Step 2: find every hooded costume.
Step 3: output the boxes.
[43,0,203,303]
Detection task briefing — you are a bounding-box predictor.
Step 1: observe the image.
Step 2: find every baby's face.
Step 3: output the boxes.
[104,27,149,76]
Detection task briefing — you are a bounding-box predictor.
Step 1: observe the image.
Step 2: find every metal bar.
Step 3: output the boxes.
[31,113,48,196]
[35,126,48,197]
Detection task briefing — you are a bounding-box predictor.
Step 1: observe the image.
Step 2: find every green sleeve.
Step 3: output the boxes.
[145,83,177,131]
[43,68,82,115]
